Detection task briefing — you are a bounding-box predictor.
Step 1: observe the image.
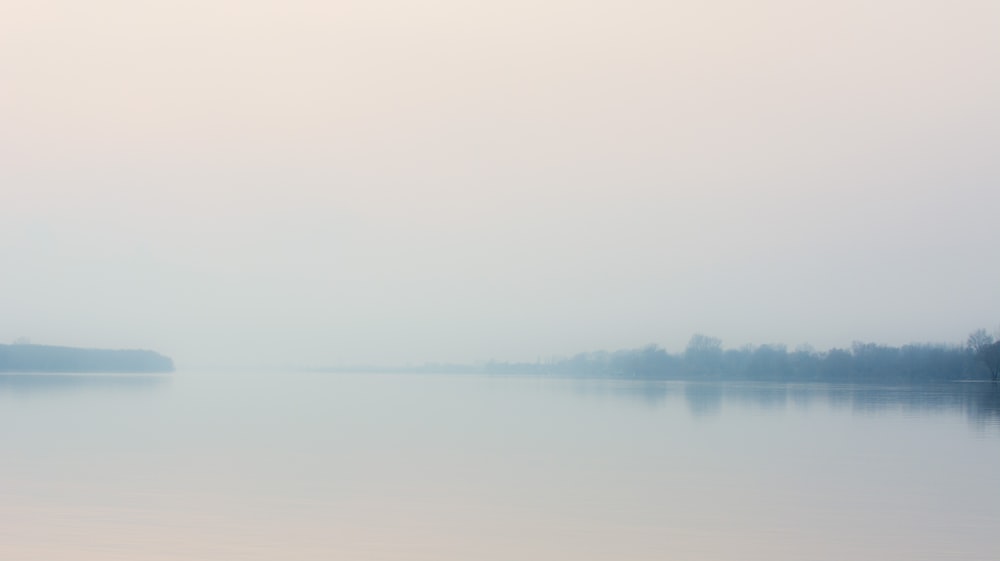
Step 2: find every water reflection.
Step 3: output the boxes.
[967,384,1000,427]
[561,377,1000,428]
[683,383,723,418]
[564,379,681,407]
[784,382,1000,428]
[0,373,168,396]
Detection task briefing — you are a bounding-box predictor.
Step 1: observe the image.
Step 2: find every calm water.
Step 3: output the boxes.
[2,372,999,561]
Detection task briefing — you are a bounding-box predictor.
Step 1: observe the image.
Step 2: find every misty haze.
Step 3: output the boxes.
[2,1,999,560]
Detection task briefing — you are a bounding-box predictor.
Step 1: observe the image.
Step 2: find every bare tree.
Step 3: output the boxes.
[968,329,993,353]
[968,329,1000,381]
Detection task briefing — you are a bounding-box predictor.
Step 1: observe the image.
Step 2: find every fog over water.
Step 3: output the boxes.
[2,1,999,368]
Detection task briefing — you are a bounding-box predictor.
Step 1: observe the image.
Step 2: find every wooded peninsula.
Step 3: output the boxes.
[0,343,174,373]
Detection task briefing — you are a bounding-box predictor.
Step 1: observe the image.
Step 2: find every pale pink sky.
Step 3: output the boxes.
[2,1,998,367]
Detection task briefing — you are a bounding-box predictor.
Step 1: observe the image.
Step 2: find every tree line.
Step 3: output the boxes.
[484,329,1000,383]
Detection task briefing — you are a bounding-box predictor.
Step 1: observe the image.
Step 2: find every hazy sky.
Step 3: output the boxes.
[2,1,998,368]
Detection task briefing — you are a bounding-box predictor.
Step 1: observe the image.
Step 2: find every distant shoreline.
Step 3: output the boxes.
[312,334,1000,384]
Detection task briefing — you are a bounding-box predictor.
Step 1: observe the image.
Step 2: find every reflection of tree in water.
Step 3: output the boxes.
[683,383,723,418]
[0,373,167,397]
[570,378,1000,430]
[821,383,1000,427]
[728,382,1000,429]
[966,383,1000,427]
[568,380,679,408]
[737,384,789,410]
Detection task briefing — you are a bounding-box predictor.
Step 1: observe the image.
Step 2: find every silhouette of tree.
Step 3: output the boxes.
[968,329,1000,381]
[684,334,723,376]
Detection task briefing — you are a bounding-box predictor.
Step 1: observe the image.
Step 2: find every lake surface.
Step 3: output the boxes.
[2,371,999,560]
